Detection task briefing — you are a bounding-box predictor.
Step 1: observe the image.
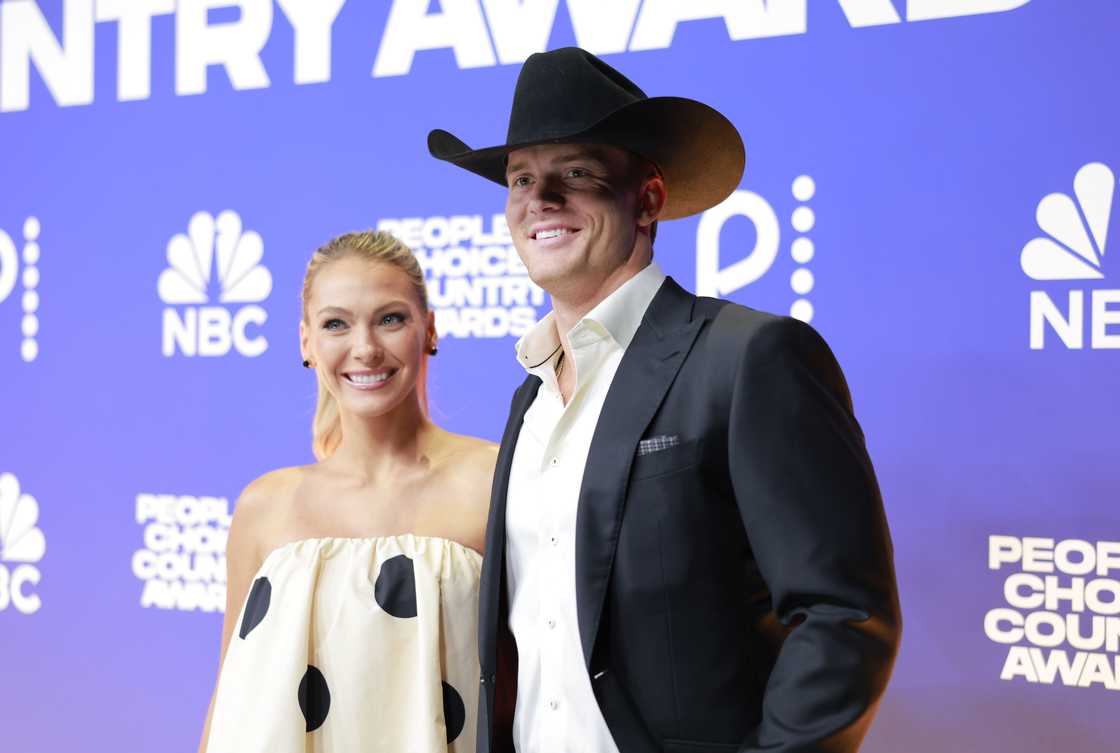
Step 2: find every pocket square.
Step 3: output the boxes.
[637,434,680,456]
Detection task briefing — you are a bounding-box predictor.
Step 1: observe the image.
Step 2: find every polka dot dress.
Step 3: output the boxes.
[206,535,480,752]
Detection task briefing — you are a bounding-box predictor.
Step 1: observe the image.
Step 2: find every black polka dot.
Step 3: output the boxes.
[238,577,271,639]
[442,681,466,743]
[298,665,330,732]
[374,554,417,618]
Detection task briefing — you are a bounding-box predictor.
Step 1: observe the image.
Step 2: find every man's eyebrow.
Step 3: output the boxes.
[555,149,609,165]
[506,150,609,176]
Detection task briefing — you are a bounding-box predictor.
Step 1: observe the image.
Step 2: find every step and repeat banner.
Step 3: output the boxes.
[1,1,1117,750]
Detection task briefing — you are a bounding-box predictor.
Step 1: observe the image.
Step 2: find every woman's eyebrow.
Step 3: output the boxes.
[316,305,351,316]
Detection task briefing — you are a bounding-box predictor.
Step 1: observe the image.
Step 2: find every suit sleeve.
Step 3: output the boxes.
[727,316,901,753]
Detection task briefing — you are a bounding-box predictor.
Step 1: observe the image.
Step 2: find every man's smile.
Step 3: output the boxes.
[529,223,581,247]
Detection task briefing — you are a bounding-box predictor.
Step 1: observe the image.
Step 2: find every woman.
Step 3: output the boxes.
[198,230,497,752]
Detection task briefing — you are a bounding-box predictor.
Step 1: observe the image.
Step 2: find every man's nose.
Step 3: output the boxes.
[527,176,565,212]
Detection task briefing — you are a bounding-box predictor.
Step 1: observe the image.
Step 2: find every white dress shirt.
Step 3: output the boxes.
[505,261,666,753]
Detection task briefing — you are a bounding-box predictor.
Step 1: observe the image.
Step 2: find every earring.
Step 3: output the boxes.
[302,359,311,368]
[429,346,439,356]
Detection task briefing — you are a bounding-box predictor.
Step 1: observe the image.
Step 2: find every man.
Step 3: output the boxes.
[429,47,901,753]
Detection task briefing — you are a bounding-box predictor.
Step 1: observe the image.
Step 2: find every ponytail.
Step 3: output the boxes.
[311,378,343,461]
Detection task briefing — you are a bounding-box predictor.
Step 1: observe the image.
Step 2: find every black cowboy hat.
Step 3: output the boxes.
[427,47,744,220]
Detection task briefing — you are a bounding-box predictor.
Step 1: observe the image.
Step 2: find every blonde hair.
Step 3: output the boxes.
[301,230,431,460]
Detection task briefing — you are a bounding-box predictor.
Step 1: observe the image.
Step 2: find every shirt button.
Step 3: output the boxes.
[546,618,556,629]
[549,457,559,467]
[549,699,559,711]
[549,535,559,546]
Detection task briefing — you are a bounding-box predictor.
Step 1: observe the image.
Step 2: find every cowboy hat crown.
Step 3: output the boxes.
[428,47,744,220]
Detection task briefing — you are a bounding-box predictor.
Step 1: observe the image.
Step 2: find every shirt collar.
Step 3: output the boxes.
[582,260,665,351]
[514,261,666,376]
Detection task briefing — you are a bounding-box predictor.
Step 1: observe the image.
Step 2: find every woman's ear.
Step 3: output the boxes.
[299,319,311,365]
[426,310,438,353]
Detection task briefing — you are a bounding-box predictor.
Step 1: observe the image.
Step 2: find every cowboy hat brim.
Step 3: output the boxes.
[427,96,744,221]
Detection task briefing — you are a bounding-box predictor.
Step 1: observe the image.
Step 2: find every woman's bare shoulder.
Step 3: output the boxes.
[426,433,497,553]
[441,432,500,482]
[228,465,317,558]
[235,465,312,515]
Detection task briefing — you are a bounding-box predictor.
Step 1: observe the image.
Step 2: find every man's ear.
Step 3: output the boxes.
[638,173,667,228]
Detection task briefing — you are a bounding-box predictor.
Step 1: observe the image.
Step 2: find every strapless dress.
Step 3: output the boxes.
[205,535,481,752]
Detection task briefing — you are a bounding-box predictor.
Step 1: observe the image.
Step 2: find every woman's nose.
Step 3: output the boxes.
[352,335,383,362]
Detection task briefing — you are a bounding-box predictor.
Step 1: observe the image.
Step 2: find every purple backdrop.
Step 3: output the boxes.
[1,1,1117,750]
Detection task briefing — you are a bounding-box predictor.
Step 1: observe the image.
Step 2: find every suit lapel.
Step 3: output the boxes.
[480,375,541,673]
[574,277,705,668]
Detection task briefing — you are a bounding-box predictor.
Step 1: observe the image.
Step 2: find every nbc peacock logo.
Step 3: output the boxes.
[1021,162,1119,350]
[159,210,272,357]
[0,472,45,615]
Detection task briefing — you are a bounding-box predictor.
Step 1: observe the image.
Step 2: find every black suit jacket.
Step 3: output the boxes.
[477,277,901,753]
